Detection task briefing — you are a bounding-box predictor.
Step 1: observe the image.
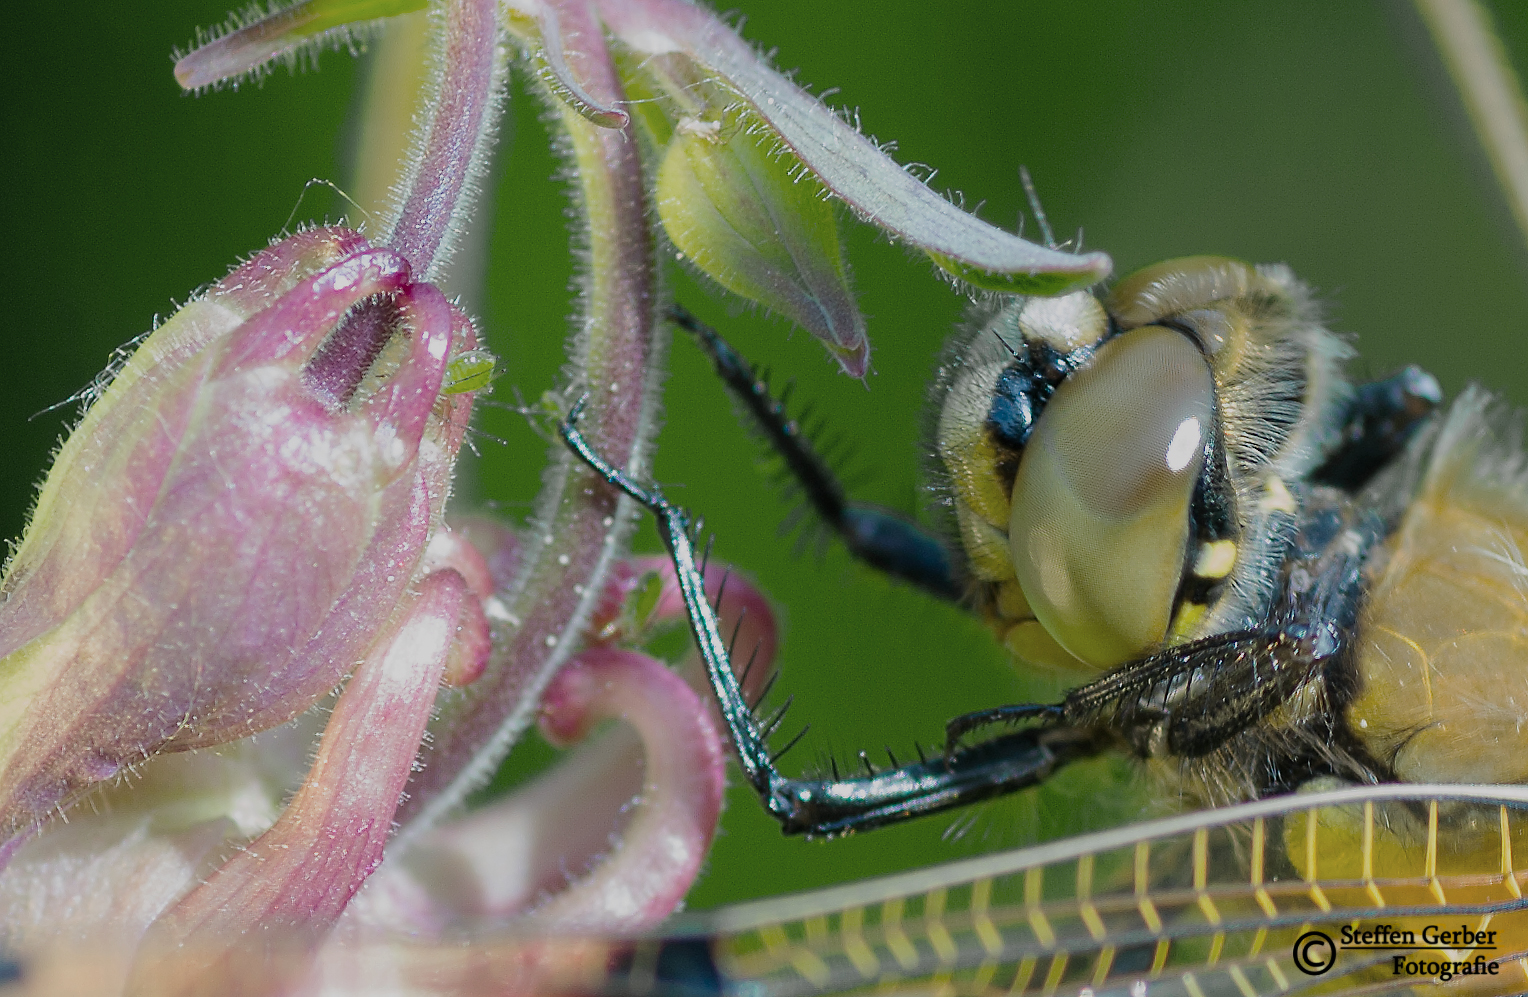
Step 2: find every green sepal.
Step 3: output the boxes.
[656,109,867,375]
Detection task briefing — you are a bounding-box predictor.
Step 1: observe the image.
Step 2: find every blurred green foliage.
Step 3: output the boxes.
[5,2,1528,912]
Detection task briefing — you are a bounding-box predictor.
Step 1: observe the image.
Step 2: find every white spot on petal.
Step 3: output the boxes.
[622,28,681,54]
[484,596,518,626]
[377,612,452,701]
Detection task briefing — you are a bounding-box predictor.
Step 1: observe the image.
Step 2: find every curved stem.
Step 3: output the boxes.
[397,0,666,838]
[383,0,507,278]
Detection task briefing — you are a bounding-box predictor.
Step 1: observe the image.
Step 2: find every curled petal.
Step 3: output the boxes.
[175,0,429,91]
[445,597,494,689]
[422,528,496,687]
[531,647,725,931]
[126,569,466,994]
[397,647,724,934]
[416,517,517,690]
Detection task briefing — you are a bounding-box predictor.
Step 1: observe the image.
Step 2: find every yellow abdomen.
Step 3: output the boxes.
[1352,388,1528,786]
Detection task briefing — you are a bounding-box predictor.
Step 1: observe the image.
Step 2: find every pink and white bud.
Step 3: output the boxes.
[0,228,480,851]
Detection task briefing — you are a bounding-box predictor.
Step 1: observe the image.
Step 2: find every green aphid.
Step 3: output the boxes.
[443,348,497,394]
[625,569,665,637]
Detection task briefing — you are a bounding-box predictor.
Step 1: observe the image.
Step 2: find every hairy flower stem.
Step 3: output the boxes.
[398,0,665,835]
[301,0,506,406]
[384,0,506,278]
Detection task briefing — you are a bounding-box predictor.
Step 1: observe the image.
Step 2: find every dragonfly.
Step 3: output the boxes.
[531,4,1528,988]
[563,3,1528,923]
[549,238,1528,991]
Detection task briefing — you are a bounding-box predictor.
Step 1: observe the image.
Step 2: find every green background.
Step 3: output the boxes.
[5,2,1528,912]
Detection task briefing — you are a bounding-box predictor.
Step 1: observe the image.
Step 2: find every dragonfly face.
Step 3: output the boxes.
[921,251,1528,839]
[935,257,1351,676]
[928,255,1465,809]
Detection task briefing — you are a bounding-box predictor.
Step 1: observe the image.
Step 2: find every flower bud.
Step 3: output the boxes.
[656,107,867,375]
[0,228,474,847]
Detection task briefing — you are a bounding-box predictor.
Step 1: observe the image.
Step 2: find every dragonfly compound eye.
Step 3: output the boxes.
[1009,325,1216,668]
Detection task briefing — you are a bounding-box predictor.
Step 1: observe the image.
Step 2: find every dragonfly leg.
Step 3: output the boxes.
[669,305,964,602]
[1055,622,1338,759]
[561,404,1105,837]
[943,703,1064,754]
[1312,364,1440,490]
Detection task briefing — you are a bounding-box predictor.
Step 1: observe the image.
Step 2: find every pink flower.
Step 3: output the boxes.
[0,228,474,845]
[0,291,769,981]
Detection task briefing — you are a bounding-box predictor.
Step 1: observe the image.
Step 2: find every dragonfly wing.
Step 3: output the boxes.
[618,784,1528,997]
